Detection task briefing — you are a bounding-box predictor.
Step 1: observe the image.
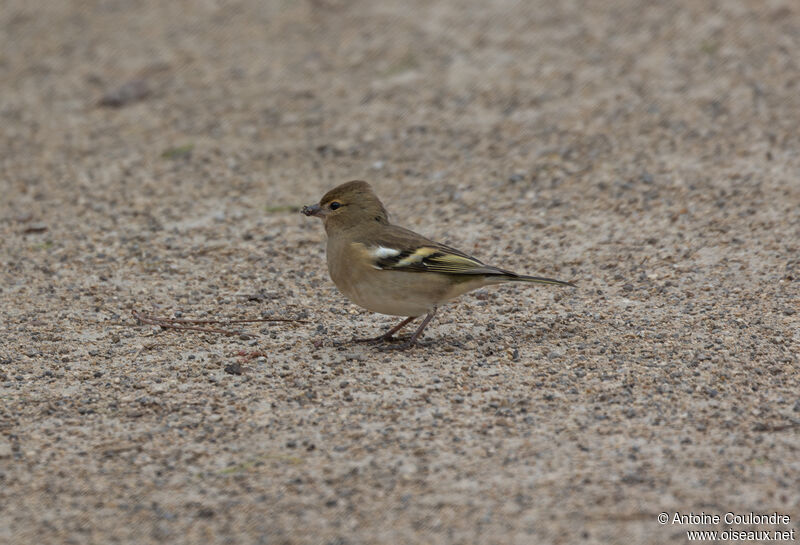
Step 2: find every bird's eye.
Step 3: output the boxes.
[329,202,341,210]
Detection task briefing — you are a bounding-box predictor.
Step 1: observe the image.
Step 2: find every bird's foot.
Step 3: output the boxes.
[351,316,418,344]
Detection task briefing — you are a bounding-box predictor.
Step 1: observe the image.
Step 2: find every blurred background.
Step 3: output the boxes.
[5,0,798,222]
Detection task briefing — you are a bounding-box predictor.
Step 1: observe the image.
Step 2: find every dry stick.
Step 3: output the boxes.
[138,316,305,325]
[131,310,306,337]
[132,310,244,336]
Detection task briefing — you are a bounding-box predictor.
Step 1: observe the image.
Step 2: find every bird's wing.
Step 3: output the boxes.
[359,226,510,276]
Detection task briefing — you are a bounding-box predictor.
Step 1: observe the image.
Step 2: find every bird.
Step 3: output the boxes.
[302,180,575,349]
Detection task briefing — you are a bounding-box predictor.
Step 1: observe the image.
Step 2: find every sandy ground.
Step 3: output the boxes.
[1,1,799,543]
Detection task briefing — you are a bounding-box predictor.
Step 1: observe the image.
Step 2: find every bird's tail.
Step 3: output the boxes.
[503,273,576,287]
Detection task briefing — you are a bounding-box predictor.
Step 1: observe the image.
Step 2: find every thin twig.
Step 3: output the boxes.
[130,309,307,338]
[132,310,245,336]
[141,316,305,325]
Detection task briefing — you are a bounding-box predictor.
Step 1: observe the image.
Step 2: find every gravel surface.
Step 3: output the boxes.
[1,1,799,544]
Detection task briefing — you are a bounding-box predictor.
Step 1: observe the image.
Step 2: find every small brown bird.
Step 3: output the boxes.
[302,181,575,349]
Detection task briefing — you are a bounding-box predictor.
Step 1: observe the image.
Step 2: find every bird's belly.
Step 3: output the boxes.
[330,268,444,317]
[351,287,432,316]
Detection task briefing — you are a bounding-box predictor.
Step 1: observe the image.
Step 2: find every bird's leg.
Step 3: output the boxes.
[381,307,437,351]
[352,315,417,343]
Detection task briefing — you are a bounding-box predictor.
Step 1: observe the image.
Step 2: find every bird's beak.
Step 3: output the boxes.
[302,203,323,218]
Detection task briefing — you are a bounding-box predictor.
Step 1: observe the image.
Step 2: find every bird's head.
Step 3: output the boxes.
[302,180,389,233]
